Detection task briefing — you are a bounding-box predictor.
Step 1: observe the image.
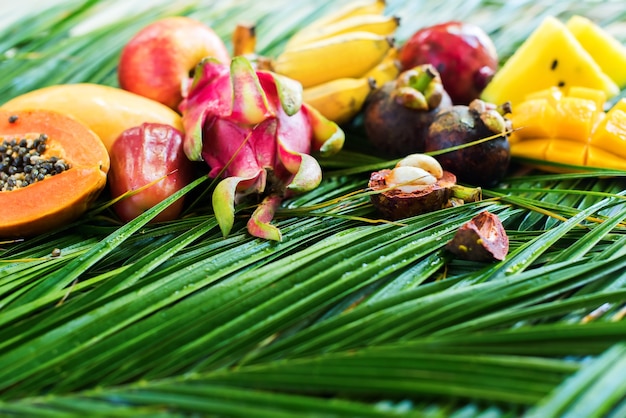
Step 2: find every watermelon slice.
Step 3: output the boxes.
[481,16,619,107]
[566,15,626,88]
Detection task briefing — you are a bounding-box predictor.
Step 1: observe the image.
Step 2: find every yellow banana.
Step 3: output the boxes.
[288,0,386,46]
[303,76,375,125]
[1,83,183,153]
[364,47,401,86]
[232,23,257,56]
[284,14,399,51]
[272,31,394,89]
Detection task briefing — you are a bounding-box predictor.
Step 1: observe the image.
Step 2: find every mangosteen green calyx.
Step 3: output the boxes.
[445,210,509,262]
[364,64,452,158]
[368,153,482,220]
[425,98,512,187]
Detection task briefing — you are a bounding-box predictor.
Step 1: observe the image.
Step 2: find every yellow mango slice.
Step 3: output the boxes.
[510,139,549,161]
[553,97,597,142]
[510,88,601,144]
[509,99,556,142]
[545,138,588,166]
[587,145,626,170]
[567,86,607,111]
[511,138,587,167]
[590,100,626,159]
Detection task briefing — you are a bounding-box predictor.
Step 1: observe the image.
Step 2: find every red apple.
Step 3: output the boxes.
[399,21,498,105]
[118,16,230,110]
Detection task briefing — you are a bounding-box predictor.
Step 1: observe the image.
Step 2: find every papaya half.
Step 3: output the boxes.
[0,109,109,238]
[0,83,184,152]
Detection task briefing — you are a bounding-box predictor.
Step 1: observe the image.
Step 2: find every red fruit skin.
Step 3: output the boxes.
[109,123,194,223]
[445,211,509,261]
[399,21,498,105]
[118,16,230,110]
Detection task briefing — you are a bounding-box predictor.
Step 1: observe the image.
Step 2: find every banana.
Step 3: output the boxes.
[272,31,394,89]
[364,47,401,86]
[301,48,400,125]
[233,23,257,56]
[303,76,375,125]
[288,0,386,46]
[284,14,399,51]
[1,83,183,153]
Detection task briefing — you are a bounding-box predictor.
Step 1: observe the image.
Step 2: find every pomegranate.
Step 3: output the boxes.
[399,21,498,105]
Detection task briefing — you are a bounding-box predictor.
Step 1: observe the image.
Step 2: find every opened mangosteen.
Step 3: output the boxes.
[425,99,512,187]
[363,64,452,158]
[445,210,509,262]
[368,153,482,220]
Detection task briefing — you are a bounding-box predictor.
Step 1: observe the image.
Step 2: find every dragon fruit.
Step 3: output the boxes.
[180,56,344,241]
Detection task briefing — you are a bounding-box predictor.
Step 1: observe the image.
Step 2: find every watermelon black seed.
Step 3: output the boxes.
[0,133,70,191]
[550,59,558,70]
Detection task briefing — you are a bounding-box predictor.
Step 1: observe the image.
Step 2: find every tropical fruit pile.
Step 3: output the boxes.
[2,0,626,239]
[3,3,626,416]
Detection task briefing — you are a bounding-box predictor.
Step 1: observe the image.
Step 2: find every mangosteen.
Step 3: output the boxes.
[368,153,482,220]
[445,210,509,261]
[425,99,512,187]
[363,64,452,158]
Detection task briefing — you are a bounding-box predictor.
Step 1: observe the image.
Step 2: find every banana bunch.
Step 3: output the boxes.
[271,0,401,125]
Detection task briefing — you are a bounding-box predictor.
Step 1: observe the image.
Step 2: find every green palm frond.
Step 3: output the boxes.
[1,0,626,416]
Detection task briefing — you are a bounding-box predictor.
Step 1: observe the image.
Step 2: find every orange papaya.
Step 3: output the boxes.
[0,109,109,237]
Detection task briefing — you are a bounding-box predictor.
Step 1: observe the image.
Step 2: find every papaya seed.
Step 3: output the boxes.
[0,133,69,192]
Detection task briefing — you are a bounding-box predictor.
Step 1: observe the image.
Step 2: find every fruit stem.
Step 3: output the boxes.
[450,184,482,202]
[498,101,512,116]
[394,64,443,110]
[233,23,257,57]
[407,65,436,92]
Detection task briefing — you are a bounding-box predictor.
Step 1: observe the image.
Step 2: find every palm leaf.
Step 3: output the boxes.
[1,0,626,416]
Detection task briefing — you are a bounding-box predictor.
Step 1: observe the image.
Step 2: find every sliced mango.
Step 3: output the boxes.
[590,99,626,159]
[509,99,556,142]
[553,96,597,142]
[510,88,602,144]
[509,87,626,172]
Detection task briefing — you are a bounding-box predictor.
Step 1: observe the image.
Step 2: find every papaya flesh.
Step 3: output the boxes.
[0,109,109,238]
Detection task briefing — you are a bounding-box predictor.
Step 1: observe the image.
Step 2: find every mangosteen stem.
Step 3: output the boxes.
[450,184,482,202]
[394,64,443,110]
[410,65,437,92]
[497,101,512,116]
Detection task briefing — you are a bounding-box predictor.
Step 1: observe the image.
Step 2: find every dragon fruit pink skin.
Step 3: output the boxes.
[179,56,344,241]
